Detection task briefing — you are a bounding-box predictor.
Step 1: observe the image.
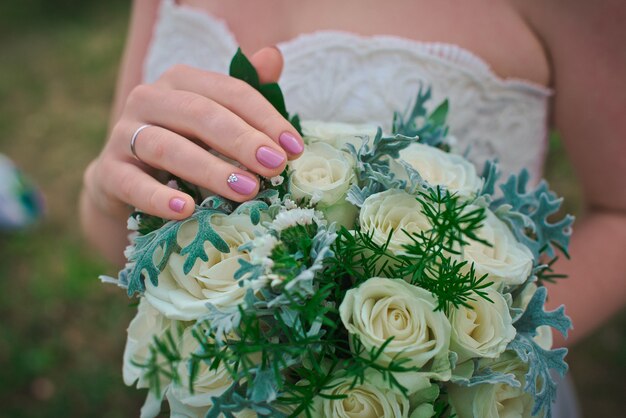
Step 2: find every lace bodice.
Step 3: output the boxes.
[144,0,552,181]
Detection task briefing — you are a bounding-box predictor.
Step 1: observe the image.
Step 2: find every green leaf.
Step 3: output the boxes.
[259,83,288,119]
[479,159,500,197]
[428,99,449,127]
[250,369,278,403]
[508,286,572,417]
[514,286,572,339]
[228,48,300,135]
[234,200,269,225]
[229,48,260,89]
[452,362,520,388]
[289,114,303,136]
[179,209,230,274]
[127,220,182,296]
[508,337,568,418]
[392,86,449,147]
[494,169,575,259]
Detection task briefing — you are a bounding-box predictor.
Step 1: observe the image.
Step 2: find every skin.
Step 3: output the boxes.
[81,0,626,347]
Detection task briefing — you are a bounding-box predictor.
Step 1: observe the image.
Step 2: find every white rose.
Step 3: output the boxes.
[168,326,233,408]
[410,404,436,418]
[301,120,379,150]
[359,189,431,254]
[144,213,263,321]
[447,351,534,418]
[312,374,410,418]
[397,143,483,196]
[513,283,553,350]
[288,141,357,227]
[449,287,516,363]
[166,394,255,418]
[123,298,179,389]
[390,143,482,197]
[166,391,209,418]
[340,278,452,378]
[461,208,533,287]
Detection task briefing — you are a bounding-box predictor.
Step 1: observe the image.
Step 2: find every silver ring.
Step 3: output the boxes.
[130,124,153,162]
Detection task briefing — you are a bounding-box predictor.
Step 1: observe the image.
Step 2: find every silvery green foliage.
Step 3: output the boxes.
[123,188,277,296]
[344,130,425,206]
[206,383,288,418]
[268,222,337,308]
[126,219,182,296]
[179,209,230,274]
[392,85,450,147]
[346,90,453,207]
[125,198,273,295]
[492,169,574,260]
[480,159,500,197]
[452,359,521,388]
[202,298,244,343]
[233,189,277,225]
[508,286,572,417]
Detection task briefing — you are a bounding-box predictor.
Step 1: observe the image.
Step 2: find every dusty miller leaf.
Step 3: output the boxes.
[480,159,501,197]
[508,337,568,417]
[493,169,574,259]
[392,85,449,147]
[126,220,181,296]
[515,286,572,338]
[179,209,230,274]
[452,361,521,388]
[202,304,242,343]
[234,200,269,225]
[250,369,279,403]
[509,286,572,417]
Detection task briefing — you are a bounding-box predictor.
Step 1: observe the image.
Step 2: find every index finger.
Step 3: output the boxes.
[156,65,304,158]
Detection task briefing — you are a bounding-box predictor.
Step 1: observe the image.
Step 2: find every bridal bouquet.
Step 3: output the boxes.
[106,50,574,418]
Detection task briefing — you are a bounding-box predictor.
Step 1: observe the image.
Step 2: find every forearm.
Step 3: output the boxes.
[547,209,626,347]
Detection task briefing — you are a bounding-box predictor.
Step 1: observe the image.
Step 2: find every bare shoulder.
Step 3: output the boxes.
[512,0,626,209]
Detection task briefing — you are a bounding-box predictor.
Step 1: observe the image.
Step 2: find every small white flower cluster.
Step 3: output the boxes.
[270,207,319,232]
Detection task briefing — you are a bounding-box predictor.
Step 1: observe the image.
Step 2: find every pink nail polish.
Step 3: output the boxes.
[169,197,186,213]
[256,146,286,168]
[279,132,304,154]
[226,173,257,195]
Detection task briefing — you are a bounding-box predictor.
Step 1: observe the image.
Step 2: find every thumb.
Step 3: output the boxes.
[249,46,284,84]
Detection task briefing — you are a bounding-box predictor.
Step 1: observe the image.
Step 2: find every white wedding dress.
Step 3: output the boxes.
[142,1,581,417]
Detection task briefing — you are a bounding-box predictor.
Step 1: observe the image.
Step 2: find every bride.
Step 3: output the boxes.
[80,0,626,416]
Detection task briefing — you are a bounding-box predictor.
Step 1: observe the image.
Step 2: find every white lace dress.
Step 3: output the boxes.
[142,1,581,416]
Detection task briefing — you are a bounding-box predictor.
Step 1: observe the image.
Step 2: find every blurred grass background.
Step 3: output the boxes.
[0,1,624,417]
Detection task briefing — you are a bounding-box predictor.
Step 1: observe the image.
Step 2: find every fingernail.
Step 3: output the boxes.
[169,197,186,213]
[256,146,286,168]
[226,173,257,195]
[279,132,304,154]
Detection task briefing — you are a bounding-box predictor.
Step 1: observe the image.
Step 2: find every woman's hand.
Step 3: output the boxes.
[83,47,302,222]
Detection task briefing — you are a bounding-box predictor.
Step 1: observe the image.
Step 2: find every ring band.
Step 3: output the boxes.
[130,124,153,162]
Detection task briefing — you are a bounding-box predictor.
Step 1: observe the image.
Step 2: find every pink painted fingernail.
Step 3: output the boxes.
[226,173,257,195]
[256,146,286,168]
[169,197,186,213]
[279,132,304,154]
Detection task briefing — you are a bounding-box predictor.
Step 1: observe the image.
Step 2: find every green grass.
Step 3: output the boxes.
[0,2,624,417]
